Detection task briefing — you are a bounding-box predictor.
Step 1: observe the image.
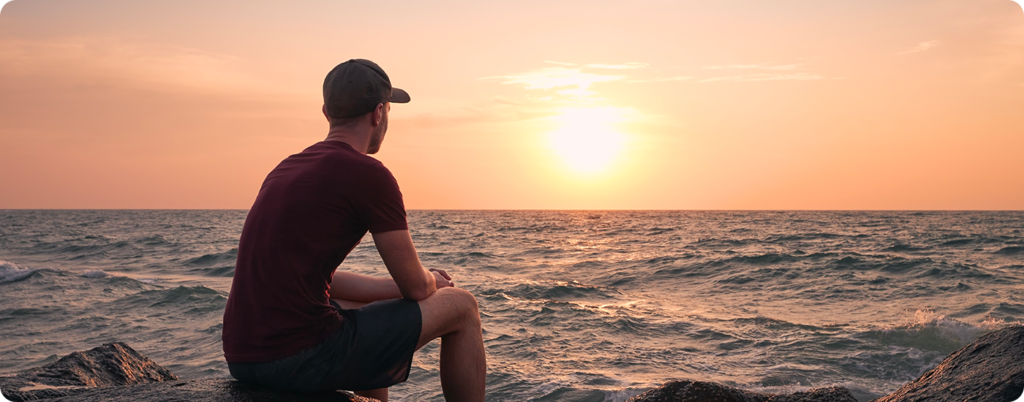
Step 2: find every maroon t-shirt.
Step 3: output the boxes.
[222,141,408,363]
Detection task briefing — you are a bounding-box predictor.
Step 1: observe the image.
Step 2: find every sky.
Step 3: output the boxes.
[0,0,1022,210]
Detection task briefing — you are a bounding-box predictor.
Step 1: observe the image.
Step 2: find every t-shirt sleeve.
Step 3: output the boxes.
[352,162,409,233]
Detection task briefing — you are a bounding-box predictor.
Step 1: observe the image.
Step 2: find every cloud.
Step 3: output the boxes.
[485,67,626,97]
[898,40,940,55]
[703,63,804,71]
[543,61,648,70]
[0,36,295,97]
[585,62,649,70]
[698,72,824,82]
[627,76,694,83]
[697,62,832,82]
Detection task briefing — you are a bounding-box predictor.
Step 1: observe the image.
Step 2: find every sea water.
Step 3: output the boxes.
[1,210,1022,401]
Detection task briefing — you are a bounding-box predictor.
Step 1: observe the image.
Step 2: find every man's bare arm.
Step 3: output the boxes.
[373,230,450,301]
[329,271,403,302]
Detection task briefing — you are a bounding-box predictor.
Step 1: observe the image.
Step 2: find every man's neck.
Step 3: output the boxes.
[324,127,371,154]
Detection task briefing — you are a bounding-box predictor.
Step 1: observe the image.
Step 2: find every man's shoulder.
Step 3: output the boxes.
[290,141,386,172]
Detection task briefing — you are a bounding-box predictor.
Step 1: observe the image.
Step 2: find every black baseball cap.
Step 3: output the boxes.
[323,59,411,119]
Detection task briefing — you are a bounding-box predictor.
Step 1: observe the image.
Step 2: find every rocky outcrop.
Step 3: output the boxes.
[12,379,377,402]
[0,342,176,400]
[625,380,857,402]
[872,325,1024,402]
[5,326,1024,402]
[0,343,375,402]
[629,325,1024,402]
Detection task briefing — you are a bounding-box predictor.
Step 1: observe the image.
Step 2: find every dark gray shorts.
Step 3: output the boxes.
[228,298,422,392]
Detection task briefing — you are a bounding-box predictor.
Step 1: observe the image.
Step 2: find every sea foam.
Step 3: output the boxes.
[0,260,37,284]
[81,270,114,279]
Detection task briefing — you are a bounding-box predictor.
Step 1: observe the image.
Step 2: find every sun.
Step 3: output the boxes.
[548,107,628,174]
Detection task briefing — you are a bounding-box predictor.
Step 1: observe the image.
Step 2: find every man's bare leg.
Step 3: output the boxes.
[417,287,485,402]
[355,388,388,401]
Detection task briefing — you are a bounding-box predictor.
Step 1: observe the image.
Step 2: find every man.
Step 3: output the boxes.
[222,59,486,402]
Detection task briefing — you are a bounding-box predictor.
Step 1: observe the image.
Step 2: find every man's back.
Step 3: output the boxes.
[222,140,407,363]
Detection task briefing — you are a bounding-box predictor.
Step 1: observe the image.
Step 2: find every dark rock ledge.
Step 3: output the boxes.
[0,342,375,402]
[627,325,1024,402]
[3,326,1023,402]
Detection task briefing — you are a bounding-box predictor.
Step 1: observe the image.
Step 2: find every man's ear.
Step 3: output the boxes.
[322,104,330,123]
[373,103,385,126]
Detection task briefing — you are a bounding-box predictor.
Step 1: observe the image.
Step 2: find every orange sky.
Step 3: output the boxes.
[0,0,1022,209]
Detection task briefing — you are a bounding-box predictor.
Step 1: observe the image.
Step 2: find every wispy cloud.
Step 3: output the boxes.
[703,63,804,71]
[898,40,940,55]
[485,67,626,96]
[698,72,824,83]
[697,62,830,82]
[0,36,290,97]
[542,61,648,69]
[585,62,649,70]
[491,59,823,94]
[627,76,694,83]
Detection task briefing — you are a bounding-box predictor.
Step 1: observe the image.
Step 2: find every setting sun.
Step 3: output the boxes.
[548,107,629,174]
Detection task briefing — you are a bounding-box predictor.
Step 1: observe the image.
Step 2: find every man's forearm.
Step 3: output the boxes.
[329,271,404,302]
[373,230,438,300]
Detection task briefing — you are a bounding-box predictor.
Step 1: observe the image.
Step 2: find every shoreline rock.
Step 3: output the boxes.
[0,343,374,402]
[4,326,1024,401]
[625,380,858,402]
[871,325,1024,402]
[628,325,1024,402]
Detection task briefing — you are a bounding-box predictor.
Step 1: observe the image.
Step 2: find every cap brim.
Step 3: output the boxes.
[390,87,411,103]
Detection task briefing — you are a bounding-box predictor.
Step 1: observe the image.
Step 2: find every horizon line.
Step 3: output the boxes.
[1,208,1022,212]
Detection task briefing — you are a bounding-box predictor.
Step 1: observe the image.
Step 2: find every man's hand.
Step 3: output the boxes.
[431,268,454,288]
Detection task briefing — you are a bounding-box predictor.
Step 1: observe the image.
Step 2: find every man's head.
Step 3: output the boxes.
[322,59,410,154]
[323,59,409,122]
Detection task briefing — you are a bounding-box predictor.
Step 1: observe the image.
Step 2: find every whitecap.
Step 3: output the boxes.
[908,309,998,346]
[0,260,37,284]
[81,270,113,279]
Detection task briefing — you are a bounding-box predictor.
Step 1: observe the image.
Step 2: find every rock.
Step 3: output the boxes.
[770,387,860,402]
[0,342,176,400]
[625,380,858,402]
[0,343,375,402]
[872,325,1024,402]
[30,379,377,402]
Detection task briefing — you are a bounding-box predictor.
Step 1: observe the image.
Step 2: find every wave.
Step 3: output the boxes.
[856,309,1005,351]
[0,260,38,284]
[106,285,228,316]
[995,246,1024,255]
[81,269,116,279]
[189,266,235,277]
[138,234,171,245]
[829,255,993,279]
[485,280,622,302]
[529,385,645,402]
[937,234,1006,247]
[184,248,238,267]
[884,243,931,252]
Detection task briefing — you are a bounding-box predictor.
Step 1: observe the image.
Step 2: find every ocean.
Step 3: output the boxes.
[1,210,1022,401]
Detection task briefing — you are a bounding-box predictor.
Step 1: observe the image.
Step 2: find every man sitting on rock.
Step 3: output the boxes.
[221,59,486,402]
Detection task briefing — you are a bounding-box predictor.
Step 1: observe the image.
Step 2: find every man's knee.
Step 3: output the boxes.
[438,287,479,323]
